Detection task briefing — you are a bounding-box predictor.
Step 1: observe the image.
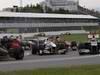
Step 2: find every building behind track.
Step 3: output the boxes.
[0,12,99,33]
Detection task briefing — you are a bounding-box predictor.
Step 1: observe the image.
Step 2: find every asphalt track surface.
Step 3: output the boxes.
[0,50,100,71]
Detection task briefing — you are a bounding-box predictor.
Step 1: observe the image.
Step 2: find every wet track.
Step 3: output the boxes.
[0,50,100,71]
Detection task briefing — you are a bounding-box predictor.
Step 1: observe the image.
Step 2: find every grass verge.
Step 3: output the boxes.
[64,34,88,42]
[1,65,100,75]
[64,34,100,42]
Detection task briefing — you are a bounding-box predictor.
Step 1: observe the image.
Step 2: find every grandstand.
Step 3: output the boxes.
[0,12,99,33]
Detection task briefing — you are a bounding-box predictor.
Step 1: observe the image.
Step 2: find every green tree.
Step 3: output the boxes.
[14,4,72,14]
[52,8,69,14]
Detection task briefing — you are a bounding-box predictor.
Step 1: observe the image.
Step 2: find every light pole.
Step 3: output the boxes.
[18,0,23,12]
[42,2,46,13]
[20,0,23,7]
[77,0,79,6]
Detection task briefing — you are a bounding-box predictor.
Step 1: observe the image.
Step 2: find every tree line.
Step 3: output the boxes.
[14,4,71,14]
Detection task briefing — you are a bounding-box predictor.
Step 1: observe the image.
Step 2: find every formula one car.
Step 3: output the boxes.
[78,32,100,55]
[31,36,68,55]
[0,36,24,60]
[78,41,100,55]
[32,41,67,55]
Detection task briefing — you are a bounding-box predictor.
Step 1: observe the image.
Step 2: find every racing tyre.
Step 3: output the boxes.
[60,52,66,55]
[14,49,24,60]
[72,48,77,51]
[32,48,37,55]
[31,45,38,55]
[79,52,85,55]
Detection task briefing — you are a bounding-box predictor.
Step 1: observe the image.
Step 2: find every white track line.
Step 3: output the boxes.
[0,54,100,65]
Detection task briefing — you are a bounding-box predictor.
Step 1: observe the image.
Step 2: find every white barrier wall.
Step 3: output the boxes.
[0,23,98,28]
[0,30,89,38]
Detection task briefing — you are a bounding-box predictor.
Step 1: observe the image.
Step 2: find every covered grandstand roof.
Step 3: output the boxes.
[0,12,98,19]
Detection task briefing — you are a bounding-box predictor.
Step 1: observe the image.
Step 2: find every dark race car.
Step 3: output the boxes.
[78,40,100,55]
[78,32,100,55]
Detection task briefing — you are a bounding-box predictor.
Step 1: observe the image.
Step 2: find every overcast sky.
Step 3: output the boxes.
[0,0,100,11]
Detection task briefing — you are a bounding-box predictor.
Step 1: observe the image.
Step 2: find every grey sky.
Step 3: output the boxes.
[0,0,100,10]
[80,0,100,9]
